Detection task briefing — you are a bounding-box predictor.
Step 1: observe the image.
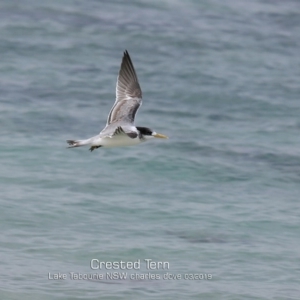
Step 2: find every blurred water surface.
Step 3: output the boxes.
[1,0,300,299]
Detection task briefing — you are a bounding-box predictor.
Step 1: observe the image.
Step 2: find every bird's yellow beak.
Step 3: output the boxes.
[153,133,168,139]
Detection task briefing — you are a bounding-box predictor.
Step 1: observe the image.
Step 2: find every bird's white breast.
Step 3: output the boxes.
[92,135,142,148]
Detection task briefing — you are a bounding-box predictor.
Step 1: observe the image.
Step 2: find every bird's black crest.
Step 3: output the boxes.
[137,127,153,136]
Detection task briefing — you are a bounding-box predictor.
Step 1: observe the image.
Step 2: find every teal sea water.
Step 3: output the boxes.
[1,0,300,299]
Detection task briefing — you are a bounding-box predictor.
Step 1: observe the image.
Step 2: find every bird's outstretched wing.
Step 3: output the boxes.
[106,50,142,126]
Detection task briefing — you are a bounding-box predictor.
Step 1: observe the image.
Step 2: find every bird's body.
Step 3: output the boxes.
[67,50,167,151]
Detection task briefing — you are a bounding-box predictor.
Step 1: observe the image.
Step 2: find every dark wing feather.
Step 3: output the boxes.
[107,51,142,125]
[112,126,138,139]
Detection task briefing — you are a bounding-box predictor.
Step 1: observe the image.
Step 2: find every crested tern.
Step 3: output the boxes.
[67,50,168,152]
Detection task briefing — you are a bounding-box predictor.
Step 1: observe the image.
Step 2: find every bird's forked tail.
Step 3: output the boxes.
[66,138,92,148]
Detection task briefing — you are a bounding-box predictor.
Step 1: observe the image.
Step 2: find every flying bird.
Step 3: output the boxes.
[67,50,168,152]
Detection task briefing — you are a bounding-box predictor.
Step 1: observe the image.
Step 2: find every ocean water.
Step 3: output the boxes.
[1,0,300,299]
